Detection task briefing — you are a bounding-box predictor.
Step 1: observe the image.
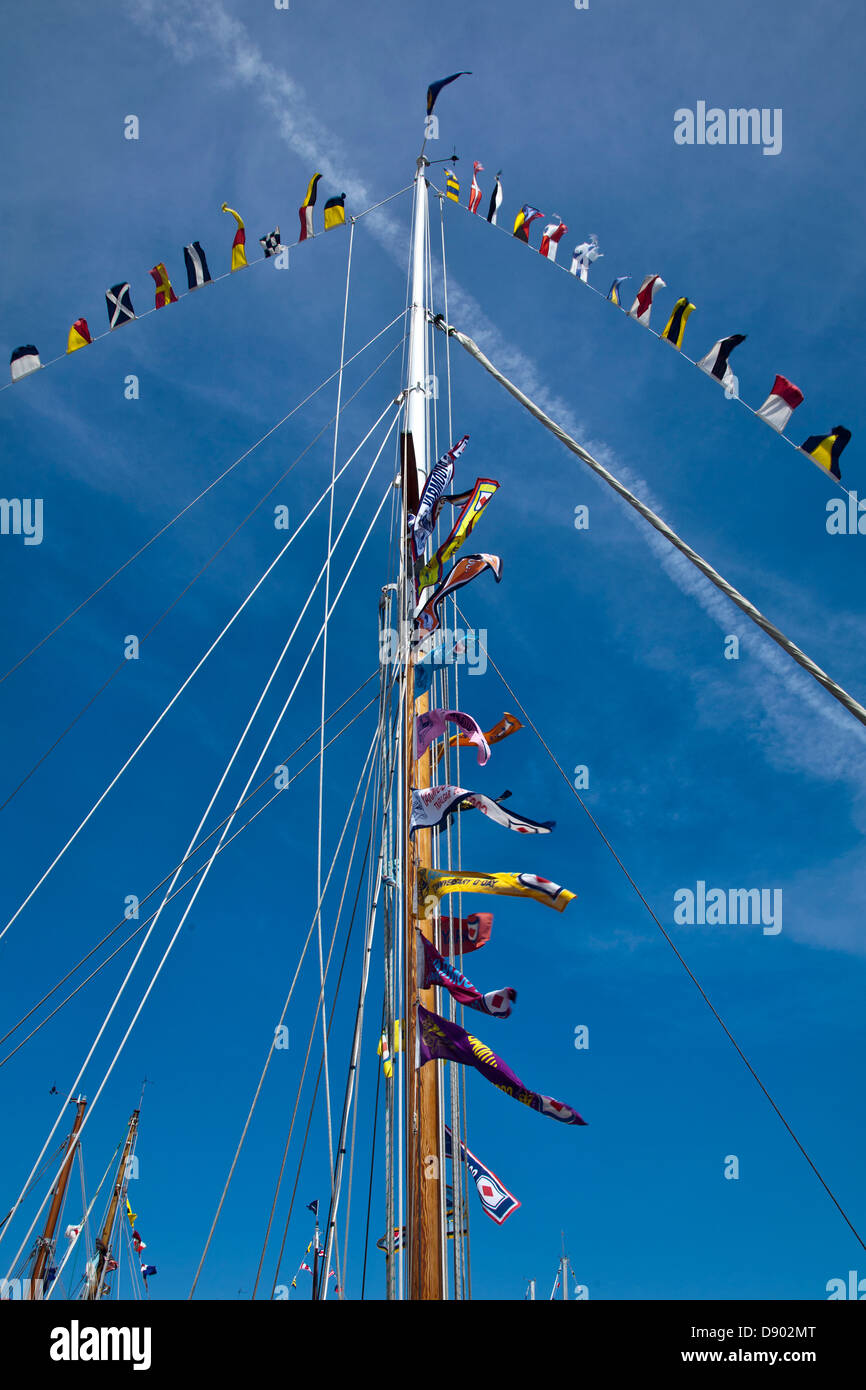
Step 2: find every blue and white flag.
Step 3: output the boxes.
[409,435,469,561]
[445,1125,521,1225]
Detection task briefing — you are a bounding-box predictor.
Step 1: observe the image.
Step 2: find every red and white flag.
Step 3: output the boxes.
[539,219,568,262]
[468,161,484,214]
[628,273,666,326]
[756,375,803,432]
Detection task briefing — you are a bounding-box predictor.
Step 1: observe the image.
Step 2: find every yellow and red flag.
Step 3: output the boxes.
[149,263,178,309]
[221,203,247,270]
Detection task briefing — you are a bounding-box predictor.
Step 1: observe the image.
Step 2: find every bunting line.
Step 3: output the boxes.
[434,316,866,732]
[432,183,855,500]
[0,183,413,395]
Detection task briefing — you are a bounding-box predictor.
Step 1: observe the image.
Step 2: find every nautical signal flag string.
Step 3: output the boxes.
[3,181,411,393]
[125,1200,158,1288]
[433,176,854,489]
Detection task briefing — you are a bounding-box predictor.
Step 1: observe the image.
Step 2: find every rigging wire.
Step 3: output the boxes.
[0,1142,67,1235]
[0,399,400,950]
[459,607,866,1255]
[359,1002,384,1301]
[0,313,407,689]
[0,334,406,812]
[2,466,397,1279]
[320,681,405,1299]
[193,711,388,1300]
[263,816,375,1301]
[437,317,866,733]
[339,806,386,1299]
[314,217,357,1207]
[251,713,383,1299]
[269,812,379,1302]
[0,686,379,1068]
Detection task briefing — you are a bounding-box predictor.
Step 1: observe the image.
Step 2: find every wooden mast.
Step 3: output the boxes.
[402,152,445,1301]
[27,1095,87,1299]
[85,1108,139,1300]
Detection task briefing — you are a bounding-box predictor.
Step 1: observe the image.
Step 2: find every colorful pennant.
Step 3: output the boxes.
[415,554,503,638]
[417,1005,586,1126]
[445,1125,521,1224]
[419,868,575,915]
[415,708,491,764]
[220,203,247,270]
[419,931,516,1016]
[417,477,498,590]
[410,785,554,836]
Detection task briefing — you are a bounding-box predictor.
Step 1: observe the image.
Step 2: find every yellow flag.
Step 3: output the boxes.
[377,1020,403,1078]
[66,318,92,354]
[417,478,498,590]
[221,203,247,271]
[419,868,575,915]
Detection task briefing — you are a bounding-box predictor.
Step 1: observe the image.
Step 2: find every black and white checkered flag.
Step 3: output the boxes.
[259,227,283,258]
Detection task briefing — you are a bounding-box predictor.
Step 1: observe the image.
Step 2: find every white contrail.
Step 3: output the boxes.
[132,0,866,837]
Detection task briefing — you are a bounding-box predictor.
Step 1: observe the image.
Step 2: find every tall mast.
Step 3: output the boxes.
[84,1108,139,1300]
[402,152,445,1301]
[28,1095,87,1299]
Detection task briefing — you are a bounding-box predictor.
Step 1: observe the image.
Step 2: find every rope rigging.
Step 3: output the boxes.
[431,181,857,503]
[0,398,401,950]
[0,330,406,813]
[3,113,861,1308]
[0,184,414,399]
[458,605,866,1255]
[0,311,408,689]
[2,451,397,1280]
[190,709,388,1298]
[0,683,380,1069]
[435,316,866,732]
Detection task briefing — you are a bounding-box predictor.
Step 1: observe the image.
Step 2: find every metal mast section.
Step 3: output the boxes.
[401,153,445,1301]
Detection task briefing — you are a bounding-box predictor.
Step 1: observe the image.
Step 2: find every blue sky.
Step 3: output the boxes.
[1,0,865,1301]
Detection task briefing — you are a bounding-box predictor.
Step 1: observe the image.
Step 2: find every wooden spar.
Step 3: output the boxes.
[27,1096,87,1299]
[402,153,445,1301]
[85,1108,139,1300]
